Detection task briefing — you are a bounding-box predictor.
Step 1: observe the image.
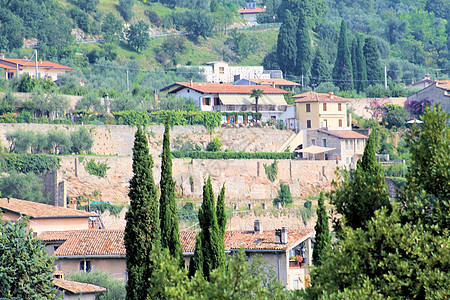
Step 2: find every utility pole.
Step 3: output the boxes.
[301,74,304,89]
[35,50,38,79]
[384,65,387,90]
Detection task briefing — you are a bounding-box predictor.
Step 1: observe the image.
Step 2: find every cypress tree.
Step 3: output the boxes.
[363,37,383,86]
[190,233,204,277]
[312,192,331,267]
[124,127,160,300]
[310,47,330,87]
[295,12,312,82]
[360,131,378,174]
[277,9,297,76]
[159,114,184,269]
[354,35,368,92]
[216,184,226,237]
[332,20,353,91]
[351,37,358,88]
[196,177,226,279]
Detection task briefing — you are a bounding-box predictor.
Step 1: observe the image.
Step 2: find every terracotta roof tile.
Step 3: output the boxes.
[53,279,106,294]
[165,82,290,94]
[39,228,314,256]
[293,91,350,103]
[38,230,125,256]
[318,129,368,139]
[0,58,73,70]
[0,198,97,219]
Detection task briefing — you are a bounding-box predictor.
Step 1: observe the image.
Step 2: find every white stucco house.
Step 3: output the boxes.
[160,80,292,124]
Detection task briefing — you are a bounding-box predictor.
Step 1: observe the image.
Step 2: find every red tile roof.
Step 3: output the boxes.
[237,7,266,14]
[38,230,125,256]
[0,58,73,70]
[53,279,106,294]
[163,82,290,94]
[0,198,97,219]
[39,228,313,257]
[293,91,350,103]
[318,129,368,139]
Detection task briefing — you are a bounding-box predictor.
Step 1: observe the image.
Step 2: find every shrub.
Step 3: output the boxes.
[206,136,222,152]
[264,160,278,182]
[2,153,60,174]
[273,183,292,207]
[84,159,110,178]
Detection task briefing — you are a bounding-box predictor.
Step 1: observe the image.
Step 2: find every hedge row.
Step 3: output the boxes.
[171,151,295,159]
[113,110,222,128]
[2,153,60,174]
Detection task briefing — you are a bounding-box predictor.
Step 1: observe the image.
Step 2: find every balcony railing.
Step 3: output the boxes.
[214,105,287,112]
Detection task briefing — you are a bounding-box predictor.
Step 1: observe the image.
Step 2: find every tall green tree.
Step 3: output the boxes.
[401,104,450,229]
[363,37,383,86]
[0,219,57,299]
[126,20,150,52]
[310,47,330,87]
[353,35,368,92]
[277,10,297,76]
[295,12,312,82]
[102,13,123,43]
[119,0,135,22]
[195,177,226,279]
[312,192,330,267]
[216,184,226,237]
[330,132,391,231]
[332,20,353,91]
[124,127,160,300]
[160,115,184,268]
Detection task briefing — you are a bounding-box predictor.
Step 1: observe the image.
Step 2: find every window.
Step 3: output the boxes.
[202,98,211,106]
[339,119,343,127]
[311,139,316,145]
[219,67,225,74]
[214,97,220,105]
[80,261,91,273]
[307,120,311,128]
[293,279,300,289]
[306,103,311,112]
[322,139,327,147]
[357,139,360,150]
[350,140,353,150]
[346,140,349,150]
[338,103,342,111]
[323,103,327,111]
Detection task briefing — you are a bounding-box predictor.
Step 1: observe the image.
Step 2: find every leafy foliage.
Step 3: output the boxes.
[273,183,293,207]
[263,160,278,182]
[0,171,48,203]
[125,127,160,300]
[0,219,56,299]
[277,10,297,76]
[68,271,126,300]
[332,20,353,91]
[159,115,184,268]
[127,20,150,52]
[206,136,222,152]
[2,153,60,174]
[83,159,110,178]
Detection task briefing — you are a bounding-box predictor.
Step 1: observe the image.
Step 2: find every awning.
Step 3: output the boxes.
[296,145,336,154]
[219,94,287,105]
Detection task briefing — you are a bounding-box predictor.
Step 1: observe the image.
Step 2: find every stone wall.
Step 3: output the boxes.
[59,156,341,204]
[0,124,294,156]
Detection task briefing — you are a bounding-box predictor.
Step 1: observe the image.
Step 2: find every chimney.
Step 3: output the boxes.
[328,92,334,99]
[24,56,28,60]
[254,220,262,234]
[425,74,430,80]
[275,229,282,243]
[281,227,287,244]
[0,53,4,59]
[189,78,193,87]
[272,81,275,88]
[39,59,43,64]
[7,197,10,203]
[154,90,159,104]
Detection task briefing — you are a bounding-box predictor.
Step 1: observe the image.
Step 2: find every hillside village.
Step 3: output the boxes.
[0,0,449,298]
